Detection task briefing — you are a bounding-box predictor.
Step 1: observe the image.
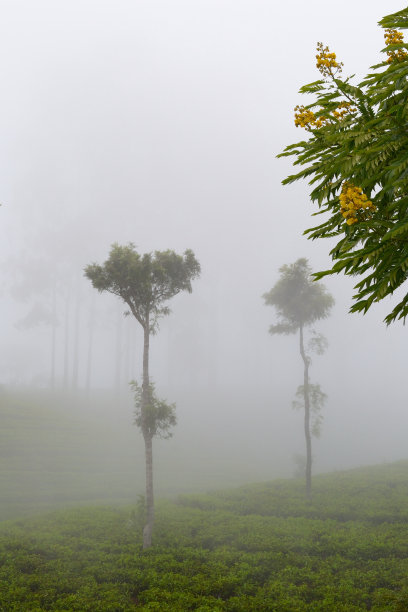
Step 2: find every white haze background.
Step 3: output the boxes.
[0,0,406,495]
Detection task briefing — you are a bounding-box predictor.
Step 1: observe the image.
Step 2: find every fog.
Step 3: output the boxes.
[0,0,406,512]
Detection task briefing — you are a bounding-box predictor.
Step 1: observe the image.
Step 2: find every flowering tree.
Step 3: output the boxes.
[279,7,408,324]
[263,259,334,498]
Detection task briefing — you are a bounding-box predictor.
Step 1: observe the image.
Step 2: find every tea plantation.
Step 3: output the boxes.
[1,461,408,610]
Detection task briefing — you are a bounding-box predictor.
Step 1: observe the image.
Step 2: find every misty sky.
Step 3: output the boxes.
[0,0,407,475]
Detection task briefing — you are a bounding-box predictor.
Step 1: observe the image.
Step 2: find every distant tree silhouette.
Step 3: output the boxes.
[263,258,334,498]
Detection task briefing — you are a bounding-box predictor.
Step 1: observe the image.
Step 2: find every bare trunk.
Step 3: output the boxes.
[143,433,154,549]
[299,324,312,499]
[142,317,154,548]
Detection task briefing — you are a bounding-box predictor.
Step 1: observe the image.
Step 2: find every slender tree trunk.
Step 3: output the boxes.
[141,316,154,549]
[299,324,312,499]
[143,433,154,549]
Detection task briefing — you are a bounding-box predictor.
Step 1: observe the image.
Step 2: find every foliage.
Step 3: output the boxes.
[130,380,176,440]
[2,462,408,610]
[307,330,328,355]
[84,243,200,332]
[292,383,327,438]
[279,7,408,324]
[263,258,334,334]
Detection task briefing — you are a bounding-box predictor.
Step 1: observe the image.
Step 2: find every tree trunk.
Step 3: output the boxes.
[143,433,154,549]
[141,318,154,548]
[299,324,312,499]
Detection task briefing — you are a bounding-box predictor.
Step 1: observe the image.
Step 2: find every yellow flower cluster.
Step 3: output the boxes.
[294,102,355,129]
[339,182,376,225]
[384,28,407,63]
[294,105,328,129]
[332,101,356,120]
[316,42,343,78]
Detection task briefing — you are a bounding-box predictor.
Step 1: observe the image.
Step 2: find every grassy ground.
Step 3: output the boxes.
[0,387,143,519]
[2,387,408,610]
[1,461,408,610]
[0,385,294,520]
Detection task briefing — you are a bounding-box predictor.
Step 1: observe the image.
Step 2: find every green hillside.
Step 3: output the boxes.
[1,461,408,610]
[0,387,144,520]
[0,386,295,521]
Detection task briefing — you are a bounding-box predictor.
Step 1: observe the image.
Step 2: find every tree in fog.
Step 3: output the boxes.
[279,7,408,325]
[292,382,327,478]
[263,258,334,498]
[130,380,176,527]
[84,243,200,548]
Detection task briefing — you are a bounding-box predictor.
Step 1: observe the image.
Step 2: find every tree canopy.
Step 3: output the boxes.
[84,243,201,331]
[279,7,408,324]
[263,258,334,335]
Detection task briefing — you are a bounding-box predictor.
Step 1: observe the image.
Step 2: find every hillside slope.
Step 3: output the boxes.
[1,461,408,610]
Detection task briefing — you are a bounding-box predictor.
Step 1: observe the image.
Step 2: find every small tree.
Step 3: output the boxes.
[85,243,200,547]
[263,258,334,498]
